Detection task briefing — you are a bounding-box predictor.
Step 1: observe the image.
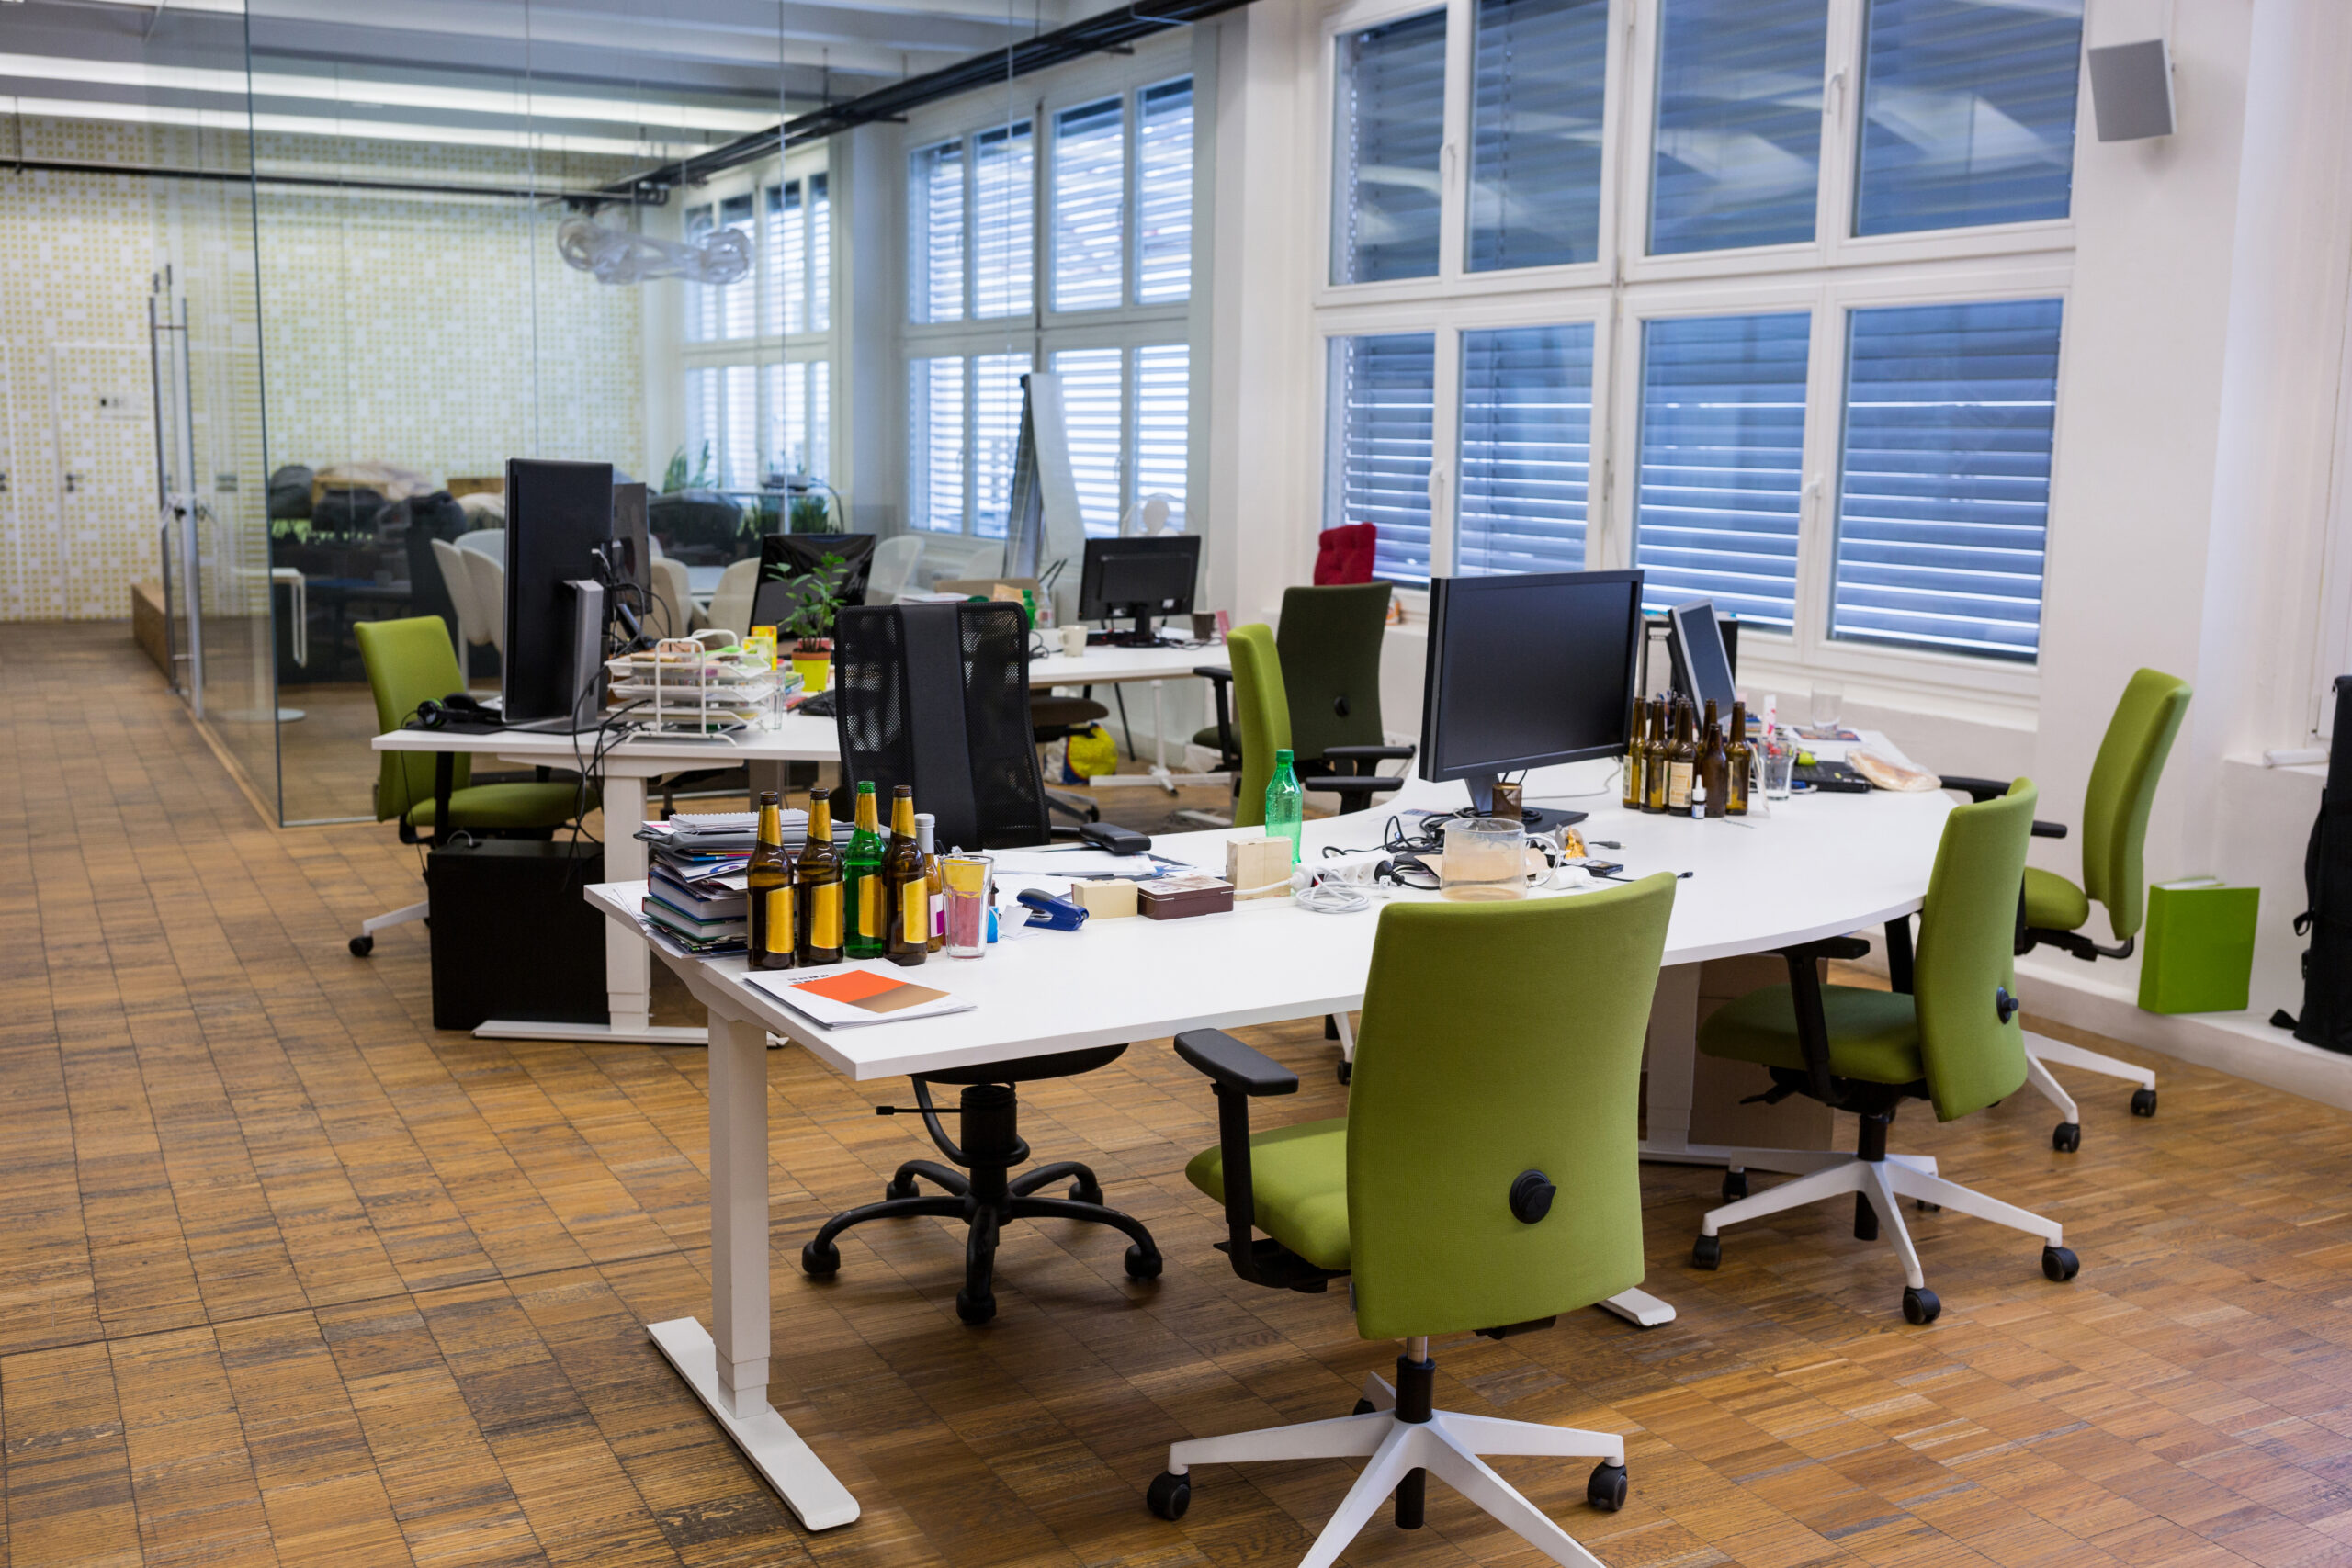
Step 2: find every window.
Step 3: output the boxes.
[686,194,758,341]
[1136,80,1194,302]
[1830,299,2061,658]
[1635,313,1811,625]
[911,357,967,534]
[1649,0,1828,254]
[1053,343,1193,536]
[1853,0,2082,236]
[1467,0,1610,272]
[1135,344,1192,520]
[1457,324,1593,575]
[909,353,1034,536]
[1325,333,1437,583]
[766,360,830,480]
[1056,348,1126,533]
[686,365,760,491]
[974,124,1035,319]
[766,175,830,334]
[1332,9,1448,285]
[910,139,967,324]
[1053,98,1125,311]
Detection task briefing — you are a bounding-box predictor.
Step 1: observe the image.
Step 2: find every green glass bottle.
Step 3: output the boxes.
[1264,748,1304,864]
[843,781,888,960]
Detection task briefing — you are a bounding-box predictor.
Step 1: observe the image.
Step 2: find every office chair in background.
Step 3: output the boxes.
[799,600,1160,1325]
[1196,585,1412,809]
[1147,874,1679,1568]
[1690,781,2082,1325]
[347,618,590,956]
[1943,668,2191,1148]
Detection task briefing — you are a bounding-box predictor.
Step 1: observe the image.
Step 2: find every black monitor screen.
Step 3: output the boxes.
[1668,599,1737,717]
[1419,570,1644,781]
[756,533,876,628]
[1080,535,1199,620]
[503,458,614,723]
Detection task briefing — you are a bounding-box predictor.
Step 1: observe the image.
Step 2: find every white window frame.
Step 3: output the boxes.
[903,35,1200,538]
[1309,0,2082,711]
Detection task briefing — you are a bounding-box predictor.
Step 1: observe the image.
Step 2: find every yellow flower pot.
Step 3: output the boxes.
[792,650,832,694]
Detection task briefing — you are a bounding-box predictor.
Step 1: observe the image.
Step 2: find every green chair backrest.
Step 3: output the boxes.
[355,616,470,823]
[1915,781,2036,1122]
[2081,668,2192,942]
[1345,874,1678,1341]
[1226,623,1288,829]
[1275,583,1391,764]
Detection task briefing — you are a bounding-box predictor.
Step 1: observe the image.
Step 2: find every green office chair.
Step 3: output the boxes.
[1943,668,2191,1147]
[1690,782,2080,1325]
[1196,585,1412,809]
[1210,623,1410,829]
[1145,874,1678,1568]
[349,616,591,956]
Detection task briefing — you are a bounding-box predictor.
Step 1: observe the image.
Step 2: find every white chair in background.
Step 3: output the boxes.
[467,551,507,655]
[649,556,694,641]
[866,535,924,604]
[456,527,505,562]
[705,557,761,641]
[430,537,492,682]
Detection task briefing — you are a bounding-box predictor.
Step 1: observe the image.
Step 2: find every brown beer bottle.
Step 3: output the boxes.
[746,791,796,970]
[1642,696,1671,812]
[1700,699,1729,818]
[885,785,929,967]
[1667,698,1697,814]
[1623,699,1647,811]
[796,789,844,966]
[1726,701,1752,816]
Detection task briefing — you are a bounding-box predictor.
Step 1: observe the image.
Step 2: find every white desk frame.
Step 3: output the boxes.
[583,768,1952,1522]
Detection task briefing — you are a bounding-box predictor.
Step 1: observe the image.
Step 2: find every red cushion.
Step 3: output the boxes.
[1315,523,1378,585]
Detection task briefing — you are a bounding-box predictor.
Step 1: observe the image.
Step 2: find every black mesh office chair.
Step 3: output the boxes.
[800,601,1162,1325]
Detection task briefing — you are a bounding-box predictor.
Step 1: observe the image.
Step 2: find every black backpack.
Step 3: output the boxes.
[2288,676,2352,1053]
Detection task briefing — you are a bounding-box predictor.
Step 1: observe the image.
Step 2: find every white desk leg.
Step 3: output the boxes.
[1153,681,1168,773]
[1600,965,1702,1331]
[648,1011,859,1529]
[476,767,706,1045]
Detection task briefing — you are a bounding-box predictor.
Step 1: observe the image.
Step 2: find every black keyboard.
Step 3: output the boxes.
[1794,760,1870,794]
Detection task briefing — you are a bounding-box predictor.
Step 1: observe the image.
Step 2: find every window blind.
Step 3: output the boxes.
[714,194,756,340]
[1650,0,1828,254]
[972,355,1033,538]
[808,358,830,481]
[1054,348,1125,536]
[1457,324,1593,575]
[1854,0,2081,236]
[974,123,1035,320]
[1053,97,1125,312]
[1635,312,1811,624]
[910,140,966,323]
[1135,344,1190,526]
[1332,8,1448,286]
[684,206,717,342]
[1467,0,1608,272]
[1327,333,1437,584]
[1831,299,2060,659]
[808,173,831,332]
[686,364,760,491]
[766,361,830,480]
[766,180,806,335]
[910,357,967,531]
[1136,79,1194,303]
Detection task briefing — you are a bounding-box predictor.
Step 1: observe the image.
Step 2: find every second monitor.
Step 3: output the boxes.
[1080,534,1199,645]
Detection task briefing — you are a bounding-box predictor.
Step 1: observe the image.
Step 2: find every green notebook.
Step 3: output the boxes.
[2138,879,2260,1014]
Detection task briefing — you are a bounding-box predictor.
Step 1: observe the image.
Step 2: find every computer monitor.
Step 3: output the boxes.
[1667,599,1737,718]
[1079,534,1199,645]
[1418,569,1645,832]
[753,532,876,630]
[503,458,615,726]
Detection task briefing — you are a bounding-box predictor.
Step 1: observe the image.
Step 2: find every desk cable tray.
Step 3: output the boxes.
[606,638,798,735]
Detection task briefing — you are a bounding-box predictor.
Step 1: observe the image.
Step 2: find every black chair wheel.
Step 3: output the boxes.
[1586,1461,1627,1512]
[1124,1245,1163,1280]
[1070,1179,1105,1206]
[799,1240,840,1278]
[1690,1235,1722,1270]
[1337,1059,1352,1086]
[2131,1087,2158,1117]
[884,1176,918,1201]
[2042,1245,2080,1282]
[1146,1471,1191,1521]
[1721,1170,1747,1202]
[1352,1397,1376,1416]
[349,935,373,957]
[1902,1286,1941,1325]
[1915,1201,1942,1213]
[2052,1121,2081,1153]
[956,1289,996,1325]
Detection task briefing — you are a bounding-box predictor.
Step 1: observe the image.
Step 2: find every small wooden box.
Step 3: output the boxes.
[1137,874,1236,920]
[1225,837,1295,900]
[1069,879,1139,919]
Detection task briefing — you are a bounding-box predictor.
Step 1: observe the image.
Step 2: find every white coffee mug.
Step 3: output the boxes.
[1057,625,1088,657]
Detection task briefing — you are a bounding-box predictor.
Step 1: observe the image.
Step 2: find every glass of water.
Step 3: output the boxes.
[1809,683,1844,734]
[1440,818,1532,901]
[1761,734,1797,801]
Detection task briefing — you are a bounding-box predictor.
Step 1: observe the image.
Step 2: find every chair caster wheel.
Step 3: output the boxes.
[1721,1170,1747,1202]
[1337,1060,1351,1086]
[884,1177,918,1201]
[1353,1398,1376,1416]
[1902,1286,1940,1325]
[1069,1180,1104,1206]
[349,935,373,957]
[1915,1201,1941,1213]
[1146,1471,1190,1521]
[1124,1245,1162,1280]
[1691,1235,1721,1270]
[956,1290,996,1325]
[2042,1245,2079,1282]
[799,1240,840,1278]
[2131,1087,2157,1117]
[1586,1461,1627,1513]
[2052,1121,2081,1153]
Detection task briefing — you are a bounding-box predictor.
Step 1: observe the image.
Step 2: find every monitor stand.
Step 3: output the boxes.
[1098,611,1160,648]
[1464,773,1586,835]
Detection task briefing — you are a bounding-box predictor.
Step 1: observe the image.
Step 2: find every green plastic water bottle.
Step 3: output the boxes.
[1264,748,1304,864]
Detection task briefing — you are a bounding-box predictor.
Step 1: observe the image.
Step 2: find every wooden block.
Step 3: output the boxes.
[1069,879,1138,919]
[1225,837,1295,900]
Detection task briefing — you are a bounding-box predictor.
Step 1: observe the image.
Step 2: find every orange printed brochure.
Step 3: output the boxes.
[793,969,951,1015]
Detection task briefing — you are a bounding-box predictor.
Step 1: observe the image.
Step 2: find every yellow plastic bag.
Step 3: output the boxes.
[1064,724,1118,780]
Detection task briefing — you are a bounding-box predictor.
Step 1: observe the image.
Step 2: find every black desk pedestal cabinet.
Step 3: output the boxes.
[427,839,609,1031]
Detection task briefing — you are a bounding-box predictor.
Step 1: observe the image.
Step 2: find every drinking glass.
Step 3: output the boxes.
[1761,739,1796,801]
[1440,818,1531,901]
[1809,684,1844,734]
[944,854,993,957]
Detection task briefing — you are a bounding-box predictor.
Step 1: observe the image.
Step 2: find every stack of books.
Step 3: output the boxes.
[632,811,852,956]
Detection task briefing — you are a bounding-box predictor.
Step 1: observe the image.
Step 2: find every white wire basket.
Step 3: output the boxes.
[606,637,795,733]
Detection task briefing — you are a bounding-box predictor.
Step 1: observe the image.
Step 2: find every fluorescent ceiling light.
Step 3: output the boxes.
[5,95,729,158]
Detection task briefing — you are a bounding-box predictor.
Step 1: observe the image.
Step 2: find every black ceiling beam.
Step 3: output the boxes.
[600,0,1258,198]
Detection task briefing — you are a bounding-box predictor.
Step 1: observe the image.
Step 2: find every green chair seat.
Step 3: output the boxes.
[2023,866,2090,933]
[1699,985,1926,1087]
[1191,722,1224,750]
[1186,1117,1351,1271]
[405,782,588,830]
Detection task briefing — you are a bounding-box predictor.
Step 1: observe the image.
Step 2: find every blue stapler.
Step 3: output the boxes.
[1017,888,1090,931]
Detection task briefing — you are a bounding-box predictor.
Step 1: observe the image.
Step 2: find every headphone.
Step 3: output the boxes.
[409,692,490,730]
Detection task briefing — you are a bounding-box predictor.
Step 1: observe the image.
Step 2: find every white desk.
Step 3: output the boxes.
[372,641,1229,1044]
[583,765,1952,1526]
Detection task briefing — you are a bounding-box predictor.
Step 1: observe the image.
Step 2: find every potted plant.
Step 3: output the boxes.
[772,550,851,694]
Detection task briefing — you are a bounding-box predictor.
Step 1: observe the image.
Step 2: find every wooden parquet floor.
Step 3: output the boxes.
[8,620,2352,1568]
